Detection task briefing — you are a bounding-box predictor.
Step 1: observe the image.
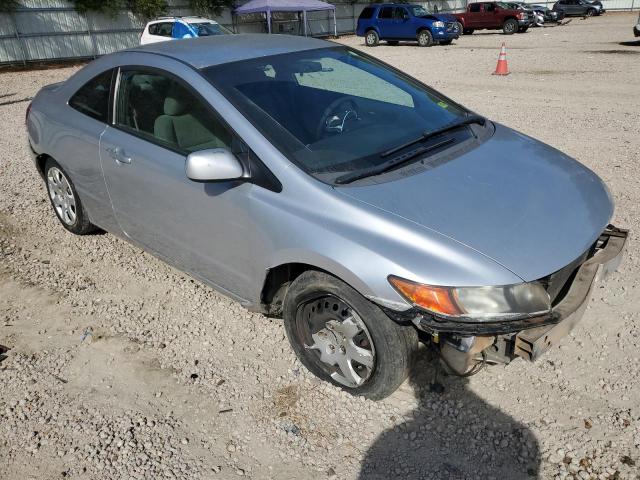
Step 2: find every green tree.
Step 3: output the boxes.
[0,0,20,12]
[188,0,235,16]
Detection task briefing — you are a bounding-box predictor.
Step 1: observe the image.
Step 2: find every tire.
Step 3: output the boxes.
[44,158,97,235]
[283,271,419,400]
[440,39,453,45]
[417,29,433,47]
[503,18,518,34]
[463,28,474,35]
[386,40,399,46]
[365,29,379,47]
[454,21,463,35]
[585,8,595,17]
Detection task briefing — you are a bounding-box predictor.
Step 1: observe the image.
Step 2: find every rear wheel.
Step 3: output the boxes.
[365,29,379,47]
[417,29,433,47]
[44,158,97,235]
[503,18,518,34]
[283,271,418,400]
[454,21,463,35]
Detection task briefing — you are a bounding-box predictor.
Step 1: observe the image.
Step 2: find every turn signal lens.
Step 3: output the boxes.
[388,276,462,316]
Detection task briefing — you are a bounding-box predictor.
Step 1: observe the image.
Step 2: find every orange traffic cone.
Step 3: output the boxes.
[493,43,510,76]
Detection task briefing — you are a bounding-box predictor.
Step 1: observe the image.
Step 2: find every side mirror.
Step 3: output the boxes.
[185,148,244,182]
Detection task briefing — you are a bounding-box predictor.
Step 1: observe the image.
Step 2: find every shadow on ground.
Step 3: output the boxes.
[0,344,9,365]
[359,350,541,479]
[619,40,640,47]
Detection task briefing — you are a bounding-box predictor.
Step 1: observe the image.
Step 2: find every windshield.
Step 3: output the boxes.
[203,47,468,182]
[189,22,232,36]
[409,6,429,16]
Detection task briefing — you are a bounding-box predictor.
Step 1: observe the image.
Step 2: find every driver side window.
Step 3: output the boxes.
[115,70,232,154]
[294,57,414,108]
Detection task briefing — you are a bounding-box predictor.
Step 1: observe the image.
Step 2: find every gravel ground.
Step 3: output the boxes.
[1,11,639,480]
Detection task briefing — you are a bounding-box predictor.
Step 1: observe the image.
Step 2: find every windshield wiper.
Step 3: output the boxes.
[380,114,486,158]
[334,114,486,185]
[335,137,454,185]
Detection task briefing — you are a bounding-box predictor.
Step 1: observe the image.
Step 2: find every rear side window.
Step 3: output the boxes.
[378,6,393,18]
[148,22,174,37]
[469,3,481,11]
[69,69,112,123]
[359,7,375,19]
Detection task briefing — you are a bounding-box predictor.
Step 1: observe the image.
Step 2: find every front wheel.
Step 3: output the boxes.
[365,29,379,47]
[283,271,418,400]
[503,18,518,34]
[417,30,433,47]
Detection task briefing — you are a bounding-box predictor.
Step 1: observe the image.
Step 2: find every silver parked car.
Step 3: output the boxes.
[26,35,627,399]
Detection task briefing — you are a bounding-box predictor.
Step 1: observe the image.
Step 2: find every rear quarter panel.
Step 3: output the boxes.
[27,60,121,233]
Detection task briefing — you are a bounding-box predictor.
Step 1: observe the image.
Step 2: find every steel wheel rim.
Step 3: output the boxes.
[419,33,428,45]
[296,295,376,388]
[47,167,77,225]
[366,32,376,44]
[506,23,515,33]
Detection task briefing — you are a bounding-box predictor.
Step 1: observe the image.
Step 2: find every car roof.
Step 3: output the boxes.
[148,16,217,24]
[128,34,334,69]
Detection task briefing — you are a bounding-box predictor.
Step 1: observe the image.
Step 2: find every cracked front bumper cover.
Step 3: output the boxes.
[388,226,628,340]
[513,225,627,361]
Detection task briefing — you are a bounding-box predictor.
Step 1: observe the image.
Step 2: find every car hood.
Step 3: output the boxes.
[420,13,457,22]
[336,124,613,283]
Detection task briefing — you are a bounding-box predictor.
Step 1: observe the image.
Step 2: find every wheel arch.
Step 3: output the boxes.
[259,256,380,317]
[35,152,52,178]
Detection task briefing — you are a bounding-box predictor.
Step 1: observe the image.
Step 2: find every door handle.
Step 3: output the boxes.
[106,147,132,165]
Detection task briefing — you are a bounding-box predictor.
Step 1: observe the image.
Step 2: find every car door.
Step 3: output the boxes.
[99,67,254,300]
[467,3,483,27]
[390,7,412,38]
[376,6,394,38]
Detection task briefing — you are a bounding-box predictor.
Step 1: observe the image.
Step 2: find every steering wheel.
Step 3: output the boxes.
[316,97,360,140]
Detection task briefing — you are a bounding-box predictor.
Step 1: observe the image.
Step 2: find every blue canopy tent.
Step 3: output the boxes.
[234,0,337,36]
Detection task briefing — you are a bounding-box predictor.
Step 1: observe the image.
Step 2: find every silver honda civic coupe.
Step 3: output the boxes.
[26,35,627,399]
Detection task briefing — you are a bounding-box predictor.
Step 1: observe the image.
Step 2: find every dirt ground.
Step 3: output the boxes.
[1,11,639,480]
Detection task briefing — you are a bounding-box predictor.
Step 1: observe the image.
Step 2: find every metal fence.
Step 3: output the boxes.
[1,0,637,65]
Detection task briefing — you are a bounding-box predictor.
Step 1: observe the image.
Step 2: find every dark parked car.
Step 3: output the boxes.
[635,12,640,36]
[553,0,600,17]
[357,3,460,47]
[529,4,565,22]
[453,2,534,35]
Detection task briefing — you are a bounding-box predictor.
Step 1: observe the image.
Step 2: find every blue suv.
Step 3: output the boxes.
[357,4,460,47]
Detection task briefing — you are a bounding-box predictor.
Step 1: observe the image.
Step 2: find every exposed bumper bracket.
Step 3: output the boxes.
[513,225,628,361]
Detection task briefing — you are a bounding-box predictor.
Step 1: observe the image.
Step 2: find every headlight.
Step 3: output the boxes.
[388,276,551,321]
[433,21,445,28]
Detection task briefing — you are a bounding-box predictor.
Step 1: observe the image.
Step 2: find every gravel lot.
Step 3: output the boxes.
[1,11,639,480]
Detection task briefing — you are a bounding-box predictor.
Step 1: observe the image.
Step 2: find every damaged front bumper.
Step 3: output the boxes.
[388,225,628,371]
